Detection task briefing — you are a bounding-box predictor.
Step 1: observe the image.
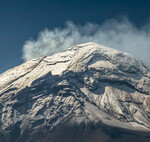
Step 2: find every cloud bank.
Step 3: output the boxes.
[22,17,150,69]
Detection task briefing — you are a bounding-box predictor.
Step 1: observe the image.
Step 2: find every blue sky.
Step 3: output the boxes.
[0,0,150,73]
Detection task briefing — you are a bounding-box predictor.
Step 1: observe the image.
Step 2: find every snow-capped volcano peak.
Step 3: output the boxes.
[0,42,150,142]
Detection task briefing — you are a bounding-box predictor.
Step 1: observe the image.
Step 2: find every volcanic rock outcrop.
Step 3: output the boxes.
[0,42,150,142]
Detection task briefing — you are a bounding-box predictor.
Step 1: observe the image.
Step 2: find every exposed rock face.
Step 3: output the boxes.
[0,42,150,142]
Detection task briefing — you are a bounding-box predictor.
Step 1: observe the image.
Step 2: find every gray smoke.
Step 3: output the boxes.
[22,17,150,69]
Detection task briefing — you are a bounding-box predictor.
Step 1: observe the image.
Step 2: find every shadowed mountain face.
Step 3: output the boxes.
[0,42,150,142]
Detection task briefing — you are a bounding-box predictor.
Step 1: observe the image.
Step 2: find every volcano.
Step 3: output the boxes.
[0,42,150,142]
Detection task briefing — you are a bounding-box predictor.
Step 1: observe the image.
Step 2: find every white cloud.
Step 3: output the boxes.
[22,17,150,69]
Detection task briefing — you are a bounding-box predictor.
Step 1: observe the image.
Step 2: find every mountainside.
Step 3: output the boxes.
[0,42,150,142]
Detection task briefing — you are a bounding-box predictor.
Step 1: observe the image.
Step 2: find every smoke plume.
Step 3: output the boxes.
[22,17,150,69]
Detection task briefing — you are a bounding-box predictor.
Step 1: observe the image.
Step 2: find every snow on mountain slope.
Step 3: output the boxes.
[0,42,150,141]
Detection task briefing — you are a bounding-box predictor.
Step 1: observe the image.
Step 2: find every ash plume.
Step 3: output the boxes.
[22,17,150,69]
